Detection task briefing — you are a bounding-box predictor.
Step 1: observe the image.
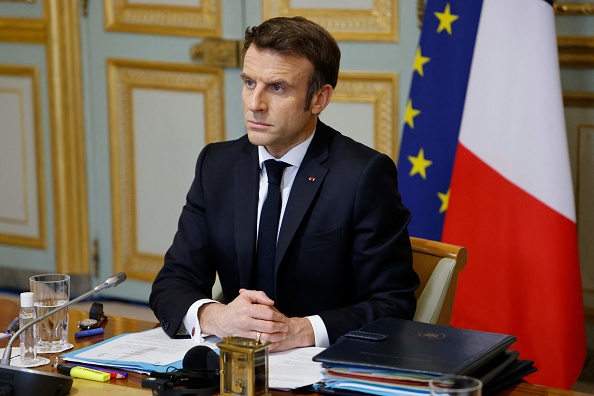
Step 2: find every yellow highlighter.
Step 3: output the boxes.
[57,364,111,382]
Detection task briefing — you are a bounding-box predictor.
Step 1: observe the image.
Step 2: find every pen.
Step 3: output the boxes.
[68,363,127,379]
[74,327,104,338]
[5,317,19,334]
[55,364,110,382]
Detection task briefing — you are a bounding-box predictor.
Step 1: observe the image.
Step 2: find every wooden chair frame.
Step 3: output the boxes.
[411,236,467,326]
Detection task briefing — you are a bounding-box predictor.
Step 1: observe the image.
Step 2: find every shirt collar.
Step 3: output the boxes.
[258,130,315,169]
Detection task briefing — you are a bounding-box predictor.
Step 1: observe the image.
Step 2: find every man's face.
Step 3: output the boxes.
[241,45,318,158]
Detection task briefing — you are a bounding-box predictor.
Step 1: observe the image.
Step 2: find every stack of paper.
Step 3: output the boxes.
[312,318,535,396]
[62,328,216,374]
[318,365,436,395]
[62,328,325,390]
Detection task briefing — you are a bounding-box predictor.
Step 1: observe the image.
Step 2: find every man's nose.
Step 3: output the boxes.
[248,87,268,112]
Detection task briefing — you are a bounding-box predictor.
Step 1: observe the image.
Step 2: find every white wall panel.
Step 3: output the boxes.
[133,88,205,254]
[324,102,374,149]
[0,74,42,244]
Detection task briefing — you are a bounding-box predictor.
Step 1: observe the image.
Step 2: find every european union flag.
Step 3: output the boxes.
[397,1,483,241]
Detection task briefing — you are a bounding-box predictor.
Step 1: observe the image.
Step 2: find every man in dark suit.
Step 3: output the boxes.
[150,16,419,352]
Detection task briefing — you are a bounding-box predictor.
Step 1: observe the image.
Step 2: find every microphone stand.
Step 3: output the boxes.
[0,272,126,396]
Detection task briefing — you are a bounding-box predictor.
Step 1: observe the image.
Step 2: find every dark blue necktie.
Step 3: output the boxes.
[256,160,289,300]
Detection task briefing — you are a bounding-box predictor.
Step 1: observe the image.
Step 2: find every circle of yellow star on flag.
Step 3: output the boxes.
[438,189,450,213]
[435,3,459,35]
[408,148,433,180]
[413,47,430,77]
[404,100,421,129]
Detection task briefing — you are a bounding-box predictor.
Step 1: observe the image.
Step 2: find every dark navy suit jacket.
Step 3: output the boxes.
[150,119,419,343]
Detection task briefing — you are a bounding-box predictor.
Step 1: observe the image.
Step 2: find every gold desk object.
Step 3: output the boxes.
[218,335,270,396]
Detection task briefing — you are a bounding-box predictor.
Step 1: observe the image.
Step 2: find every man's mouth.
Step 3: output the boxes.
[247,120,272,129]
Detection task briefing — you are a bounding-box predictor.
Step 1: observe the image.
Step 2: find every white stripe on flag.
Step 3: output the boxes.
[458,0,575,222]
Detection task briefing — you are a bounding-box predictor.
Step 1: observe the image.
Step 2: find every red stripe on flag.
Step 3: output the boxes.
[444,144,585,389]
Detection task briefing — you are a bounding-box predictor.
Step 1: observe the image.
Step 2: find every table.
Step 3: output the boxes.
[0,298,589,395]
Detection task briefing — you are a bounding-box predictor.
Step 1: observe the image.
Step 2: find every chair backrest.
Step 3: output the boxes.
[411,236,467,326]
[212,273,224,302]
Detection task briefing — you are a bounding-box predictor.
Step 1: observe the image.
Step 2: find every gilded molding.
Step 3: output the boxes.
[417,0,425,28]
[563,92,594,276]
[262,0,398,42]
[554,2,594,15]
[104,0,221,37]
[190,38,243,68]
[564,92,594,108]
[107,59,224,281]
[45,0,89,275]
[0,65,46,249]
[558,36,594,68]
[333,72,399,161]
[577,123,594,217]
[0,17,46,43]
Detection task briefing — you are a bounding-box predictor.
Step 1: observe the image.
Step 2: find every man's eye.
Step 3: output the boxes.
[272,85,284,92]
[245,80,255,88]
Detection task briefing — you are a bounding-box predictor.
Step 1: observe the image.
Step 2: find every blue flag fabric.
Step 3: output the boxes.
[397,1,483,241]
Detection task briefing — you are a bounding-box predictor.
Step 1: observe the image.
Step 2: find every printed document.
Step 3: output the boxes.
[62,328,324,389]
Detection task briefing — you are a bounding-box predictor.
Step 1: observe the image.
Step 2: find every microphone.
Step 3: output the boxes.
[93,272,127,293]
[182,345,219,375]
[143,345,220,395]
[0,272,127,396]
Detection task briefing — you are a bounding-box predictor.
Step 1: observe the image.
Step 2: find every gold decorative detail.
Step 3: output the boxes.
[104,0,221,37]
[554,2,594,15]
[558,36,594,68]
[417,0,425,28]
[576,123,594,218]
[107,59,224,281]
[262,0,398,42]
[0,65,46,249]
[0,17,46,43]
[46,0,89,275]
[564,92,594,108]
[190,39,243,68]
[333,72,399,161]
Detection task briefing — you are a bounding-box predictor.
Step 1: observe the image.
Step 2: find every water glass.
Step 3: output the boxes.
[429,375,482,396]
[29,273,70,352]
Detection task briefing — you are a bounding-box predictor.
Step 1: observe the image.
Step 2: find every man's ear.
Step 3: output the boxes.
[311,84,334,115]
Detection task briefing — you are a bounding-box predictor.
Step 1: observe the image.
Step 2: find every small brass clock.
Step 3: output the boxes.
[217,335,270,396]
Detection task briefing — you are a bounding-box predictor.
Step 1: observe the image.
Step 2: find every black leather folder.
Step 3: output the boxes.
[312,317,517,376]
[471,349,519,384]
[483,359,537,396]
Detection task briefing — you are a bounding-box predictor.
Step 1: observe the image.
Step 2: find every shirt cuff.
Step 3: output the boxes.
[306,315,330,348]
[182,299,220,341]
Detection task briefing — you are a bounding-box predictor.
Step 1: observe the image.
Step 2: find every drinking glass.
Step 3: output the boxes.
[29,273,71,352]
[429,375,482,396]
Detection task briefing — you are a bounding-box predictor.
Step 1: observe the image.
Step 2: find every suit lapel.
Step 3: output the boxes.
[234,144,259,288]
[275,122,330,268]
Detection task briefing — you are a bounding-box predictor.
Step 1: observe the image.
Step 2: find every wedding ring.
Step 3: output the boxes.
[256,331,261,343]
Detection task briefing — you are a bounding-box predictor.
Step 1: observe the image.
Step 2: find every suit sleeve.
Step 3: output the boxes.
[318,152,419,343]
[149,145,217,337]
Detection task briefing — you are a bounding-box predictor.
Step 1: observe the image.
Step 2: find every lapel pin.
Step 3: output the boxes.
[308,177,316,182]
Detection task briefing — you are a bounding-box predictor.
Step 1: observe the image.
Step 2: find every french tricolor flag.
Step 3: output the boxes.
[398,0,585,389]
